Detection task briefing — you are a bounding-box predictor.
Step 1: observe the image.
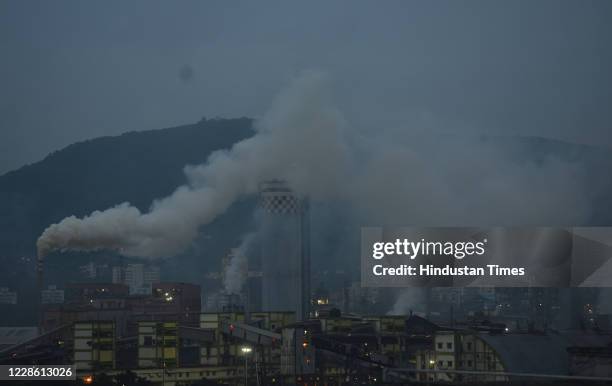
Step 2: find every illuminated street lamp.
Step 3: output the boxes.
[241,346,252,385]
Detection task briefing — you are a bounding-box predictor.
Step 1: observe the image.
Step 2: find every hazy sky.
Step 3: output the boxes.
[1,0,611,174]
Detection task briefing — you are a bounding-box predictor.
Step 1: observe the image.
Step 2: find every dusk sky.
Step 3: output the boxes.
[1,0,611,174]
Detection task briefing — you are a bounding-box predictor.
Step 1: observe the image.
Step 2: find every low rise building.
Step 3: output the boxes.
[0,287,17,305]
[41,285,65,305]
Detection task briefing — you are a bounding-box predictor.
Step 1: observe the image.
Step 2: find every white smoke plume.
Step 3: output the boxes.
[37,69,592,268]
[37,70,349,258]
[223,233,255,295]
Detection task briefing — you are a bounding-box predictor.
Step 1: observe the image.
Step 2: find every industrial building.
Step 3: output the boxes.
[40,282,201,336]
[259,180,310,321]
[113,263,162,295]
[41,284,65,305]
[4,302,612,385]
[0,287,17,304]
[12,185,612,385]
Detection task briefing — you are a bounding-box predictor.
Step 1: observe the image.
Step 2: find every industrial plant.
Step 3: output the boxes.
[1,185,612,385]
[2,1,612,384]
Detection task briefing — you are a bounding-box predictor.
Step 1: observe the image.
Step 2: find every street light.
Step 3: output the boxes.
[241,346,252,385]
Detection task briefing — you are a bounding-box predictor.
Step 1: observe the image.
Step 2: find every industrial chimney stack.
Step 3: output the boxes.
[259,180,310,320]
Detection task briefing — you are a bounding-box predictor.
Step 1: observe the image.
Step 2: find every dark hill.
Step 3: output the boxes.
[0,117,254,258]
[0,117,255,324]
[2,118,612,325]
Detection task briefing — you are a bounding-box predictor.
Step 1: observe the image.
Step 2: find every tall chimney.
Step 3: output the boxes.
[259,180,310,320]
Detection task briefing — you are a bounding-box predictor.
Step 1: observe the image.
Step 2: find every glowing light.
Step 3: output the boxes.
[241,346,252,354]
[83,375,94,384]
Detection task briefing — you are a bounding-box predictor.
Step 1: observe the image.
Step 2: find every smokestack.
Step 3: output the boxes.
[259,180,310,320]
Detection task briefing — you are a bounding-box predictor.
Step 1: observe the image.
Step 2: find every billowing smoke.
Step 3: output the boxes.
[37,69,595,315]
[223,233,255,295]
[37,70,350,258]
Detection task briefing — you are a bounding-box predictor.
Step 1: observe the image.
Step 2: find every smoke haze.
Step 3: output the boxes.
[36,70,348,258]
[223,233,255,295]
[38,70,593,264]
[3,2,612,176]
[387,288,428,316]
